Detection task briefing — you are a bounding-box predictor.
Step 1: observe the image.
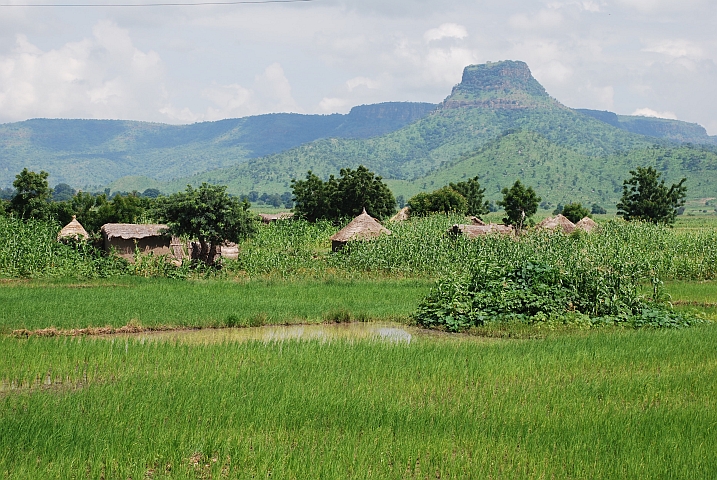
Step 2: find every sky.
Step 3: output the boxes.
[0,0,715,134]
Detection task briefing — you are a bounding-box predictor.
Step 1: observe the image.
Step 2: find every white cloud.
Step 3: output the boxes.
[0,21,166,122]
[423,23,468,43]
[643,39,704,59]
[631,107,678,119]
[346,76,380,91]
[318,97,348,112]
[509,10,563,30]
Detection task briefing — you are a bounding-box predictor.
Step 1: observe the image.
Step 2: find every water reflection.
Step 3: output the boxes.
[111,322,415,345]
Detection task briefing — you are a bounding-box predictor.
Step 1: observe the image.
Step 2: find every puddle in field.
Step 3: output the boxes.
[110,322,416,345]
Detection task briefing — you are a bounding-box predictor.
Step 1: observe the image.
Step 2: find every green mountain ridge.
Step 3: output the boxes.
[0,102,436,188]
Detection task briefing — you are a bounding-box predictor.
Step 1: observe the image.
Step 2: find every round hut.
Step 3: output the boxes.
[575,216,598,232]
[330,209,391,252]
[536,214,576,234]
[57,216,89,241]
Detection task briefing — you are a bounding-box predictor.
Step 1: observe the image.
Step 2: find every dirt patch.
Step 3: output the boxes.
[10,324,181,338]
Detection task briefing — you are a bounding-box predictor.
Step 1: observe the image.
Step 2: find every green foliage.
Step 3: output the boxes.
[413,259,701,332]
[334,165,396,219]
[290,170,339,222]
[591,203,607,215]
[9,169,52,220]
[407,187,468,216]
[617,166,687,225]
[51,183,76,202]
[156,183,257,265]
[497,180,541,229]
[448,176,489,217]
[0,217,127,278]
[291,166,395,221]
[561,202,590,223]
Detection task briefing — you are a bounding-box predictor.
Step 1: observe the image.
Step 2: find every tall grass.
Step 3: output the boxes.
[1,326,716,478]
[0,217,126,278]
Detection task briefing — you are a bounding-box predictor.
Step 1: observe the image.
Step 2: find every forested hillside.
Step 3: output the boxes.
[0,102,436,188]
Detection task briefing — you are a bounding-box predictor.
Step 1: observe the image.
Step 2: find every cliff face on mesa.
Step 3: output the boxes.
[439,60,556,110]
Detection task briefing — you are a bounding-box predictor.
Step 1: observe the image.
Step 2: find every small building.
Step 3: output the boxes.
[330,209,391,252]
[258,212,294,224]
[57,216,89,241]
[101,223,183,262]
[536,214,576,234]
[575,217,598,233]
[449,223,513,238]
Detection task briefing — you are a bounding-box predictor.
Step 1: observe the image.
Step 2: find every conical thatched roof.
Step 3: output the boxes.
[389,207,410,222]
[57,216,89,241]
[330,209,391,251]
[536,214,575,233]
[575,216,598,232]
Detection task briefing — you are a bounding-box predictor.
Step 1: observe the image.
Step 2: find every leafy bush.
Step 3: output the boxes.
[413,259,701,331]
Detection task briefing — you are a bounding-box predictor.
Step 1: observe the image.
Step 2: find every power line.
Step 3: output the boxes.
[0,0,314,6]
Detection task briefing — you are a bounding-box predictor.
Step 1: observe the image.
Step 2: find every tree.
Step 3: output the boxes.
[52,183,76,202]
[156,183,257,265]
[334,165,396,219]
[291,166,395,221]
[497,180,541,229]
[616,166,687,225]
[449,176,489,217]
[291,171,338,222]
[407,187,467,216]
[10,169,52,220]
[591,203,607,215]
[561,202,590,223]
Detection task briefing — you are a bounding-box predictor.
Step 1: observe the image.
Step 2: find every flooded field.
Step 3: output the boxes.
[111,321,419,344]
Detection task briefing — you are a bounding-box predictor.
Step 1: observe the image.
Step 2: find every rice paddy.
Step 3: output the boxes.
[2,215,716,478]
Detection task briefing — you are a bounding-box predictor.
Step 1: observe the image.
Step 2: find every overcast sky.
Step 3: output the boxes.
[0,0,715,133]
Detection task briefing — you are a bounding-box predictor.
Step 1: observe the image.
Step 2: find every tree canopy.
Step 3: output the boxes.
[448,176,489,217]
[156,183,257,265]
[497,180,541,229]
[10,169,52,220]
[561,202,590,223]
[616,166,687,225]
[291,166,395,221]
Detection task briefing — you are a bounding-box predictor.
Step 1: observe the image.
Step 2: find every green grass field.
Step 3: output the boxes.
[0,277,432,333]
[2,216,717,478]
[2,325,716,478]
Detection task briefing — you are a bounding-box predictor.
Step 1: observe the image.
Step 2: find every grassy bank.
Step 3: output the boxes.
[0,277,432,333]
[2,326,716,478]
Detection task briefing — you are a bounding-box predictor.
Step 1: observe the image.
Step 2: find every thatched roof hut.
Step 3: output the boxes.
[449,223,513,238]
[258,212,294,224]
[575,216,598,232]
[389,207,410,222]
[468,216,486,225]
[57,216,89,241]
[330,209,391,251]
[536,214,576,234]
[101,223,182,262]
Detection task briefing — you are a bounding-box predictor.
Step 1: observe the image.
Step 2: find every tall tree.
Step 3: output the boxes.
[156,183,257,265]
[334,165,396,219]
[291,166,395,221]
[616,166,687,225]
[449,176,489,217]
[497,180,541,229]
[10,169,52,220]
[291,171,338,222]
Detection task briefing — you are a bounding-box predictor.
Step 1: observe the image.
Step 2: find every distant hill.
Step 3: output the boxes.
[576,109,717,145]
[165,61,717,205]
[0,102,436,188]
